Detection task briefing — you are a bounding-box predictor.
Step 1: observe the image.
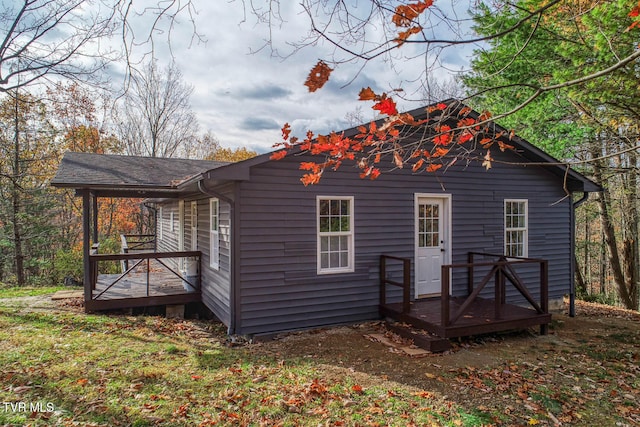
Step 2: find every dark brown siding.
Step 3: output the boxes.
[235,149,571,336]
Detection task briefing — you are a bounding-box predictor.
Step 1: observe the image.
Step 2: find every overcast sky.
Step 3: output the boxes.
[123,1,475,153]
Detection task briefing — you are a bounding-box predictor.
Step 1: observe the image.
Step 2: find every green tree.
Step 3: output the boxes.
[462,0,640,310]
[0,92,58,286]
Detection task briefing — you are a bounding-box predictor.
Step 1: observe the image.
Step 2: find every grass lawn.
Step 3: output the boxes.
[0,288,638,426]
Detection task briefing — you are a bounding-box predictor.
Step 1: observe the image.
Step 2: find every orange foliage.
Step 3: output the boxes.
[392,1,434,27]
[304,61,333,92]
[283,2,512,184]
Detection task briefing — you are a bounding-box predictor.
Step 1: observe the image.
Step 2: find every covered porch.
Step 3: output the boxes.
[51,152,228,312]
[379,253,551,340]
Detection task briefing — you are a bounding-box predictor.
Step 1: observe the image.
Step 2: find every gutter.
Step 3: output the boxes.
[197,179,238,335]
[570,192,590,317]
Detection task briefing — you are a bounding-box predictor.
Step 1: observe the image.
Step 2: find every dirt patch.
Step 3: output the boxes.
[251,301,638,380]
[246,300,640,424]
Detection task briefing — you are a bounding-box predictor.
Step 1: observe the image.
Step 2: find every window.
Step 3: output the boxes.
[317,196,354,274]
[170,211,175,232]
[505,200,528,257]
[210,198,219,270]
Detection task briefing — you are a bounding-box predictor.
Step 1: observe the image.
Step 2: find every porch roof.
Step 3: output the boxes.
[52,152,229,197]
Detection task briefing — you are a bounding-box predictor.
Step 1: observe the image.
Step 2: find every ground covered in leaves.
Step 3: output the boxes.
[0,291,638,426]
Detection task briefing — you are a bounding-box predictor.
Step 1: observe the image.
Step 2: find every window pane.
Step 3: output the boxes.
[340,216,350,232]
[321,253,329,269]
[320,236,328,251]
[330,200,340,215]
[319,199,329,216]
[320,217,329,232]
[330,252,340,268]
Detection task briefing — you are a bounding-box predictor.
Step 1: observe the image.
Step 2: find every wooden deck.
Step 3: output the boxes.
[379,253,552,340]
[86,248,202,312]
[381,297,551,338]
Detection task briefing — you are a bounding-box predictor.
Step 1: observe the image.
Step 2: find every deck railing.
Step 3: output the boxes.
[379,252,549,333]
[442,252,548,332]
[88,250,201,301]
[379,255,411,314]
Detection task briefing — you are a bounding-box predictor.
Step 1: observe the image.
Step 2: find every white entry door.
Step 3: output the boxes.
[415,195,450,297]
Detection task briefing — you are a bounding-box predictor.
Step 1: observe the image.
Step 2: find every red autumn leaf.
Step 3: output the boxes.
[478,110,493,121]
[301,173,322,186]
[281,123,292,141]
[436,102,447,110]
[426,163,442,172]
[373,98,398,116]
[629,3,640,17]
[396,26,422,45]
[76,378,89,386]
[412,158,425,172]
[412,390,435,399]
[359,87,378,101]
[270,150,288,161]
[191,375,203,380]
[480,137,493,148]
[304,61,333,92]
[433,133,452,146]
[432,147,449,158]
[351,384,364,394]
[457,131,474,144]
[457,117,476,127]
[392,1,434,27]
[497,140,514,152]
[393,151,404,168]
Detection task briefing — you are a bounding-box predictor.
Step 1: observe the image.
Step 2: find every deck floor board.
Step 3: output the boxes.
[381,297,551,338]
[87,259,200,311]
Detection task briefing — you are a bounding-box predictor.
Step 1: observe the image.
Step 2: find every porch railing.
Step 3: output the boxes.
[379,252,549,333]
[88,250,201,300]
[379,255,411,314]
[120,234,156,252]
[441,252,548,331]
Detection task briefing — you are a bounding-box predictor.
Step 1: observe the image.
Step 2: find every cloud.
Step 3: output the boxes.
[240,116,281,131]
[129,3,470,153]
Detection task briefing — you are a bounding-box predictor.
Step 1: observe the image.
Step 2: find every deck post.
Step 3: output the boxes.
[540,260,549,335]
[402,257,410,314]
[146,257,150,296]
[379,255,386,307]
[441,265,450,327]
[495,264,504,320]
[467,252,474,295]
[91,191,98,245]
[82,190,92,307]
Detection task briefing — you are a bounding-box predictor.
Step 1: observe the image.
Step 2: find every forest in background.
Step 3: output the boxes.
[0,0,638,312]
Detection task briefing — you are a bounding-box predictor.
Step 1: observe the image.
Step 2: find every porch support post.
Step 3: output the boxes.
[91,191,98,244]
[81,190,92,307]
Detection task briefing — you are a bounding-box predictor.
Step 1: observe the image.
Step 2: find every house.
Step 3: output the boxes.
[51,101,600,340]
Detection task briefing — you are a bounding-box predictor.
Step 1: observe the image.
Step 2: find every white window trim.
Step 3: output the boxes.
[210,198,220,270]
[317,196,355,275]
[158,207,163,241]
[190,201,198,251]
[504,199,528,258]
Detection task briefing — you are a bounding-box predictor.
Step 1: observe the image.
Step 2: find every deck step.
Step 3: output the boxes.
[385,321,452,353]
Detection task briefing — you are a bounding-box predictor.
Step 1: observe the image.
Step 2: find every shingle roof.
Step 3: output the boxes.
[52,152,229,190]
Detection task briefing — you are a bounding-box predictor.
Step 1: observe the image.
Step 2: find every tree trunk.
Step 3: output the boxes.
[12,94,25,286]
[621,149,639,310]
[590,146,635,309]
[574,255,586,296]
